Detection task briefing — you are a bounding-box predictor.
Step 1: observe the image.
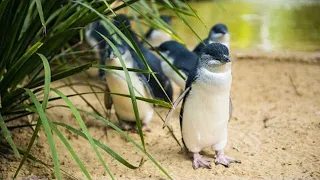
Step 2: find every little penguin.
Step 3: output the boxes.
[154,40,198,90]
[178,43,240,169]
[104,45,154,130]
[113,14,174,102]
[145,15,172,47]
[85,21,113,79]
[193,23,230,55]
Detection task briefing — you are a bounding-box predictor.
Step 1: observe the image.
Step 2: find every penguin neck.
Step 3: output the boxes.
[209,33,230,49]
[107,55,134,68]
[196,64,232,91]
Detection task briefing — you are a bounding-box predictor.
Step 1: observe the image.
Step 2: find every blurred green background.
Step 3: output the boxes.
[174,0,320,51]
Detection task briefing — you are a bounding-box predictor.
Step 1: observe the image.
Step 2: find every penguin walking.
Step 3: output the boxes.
[193,23,230,55]
[154,40,198,90]
[176,43,240,169]
[104,45,154,130]
[145,15,172,47]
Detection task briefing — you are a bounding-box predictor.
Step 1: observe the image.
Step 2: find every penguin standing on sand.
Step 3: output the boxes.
[145,15,172,47]
[193,23,230,55]
[177,43,240,169]
[154,40,198,90]
[104,45,154,130]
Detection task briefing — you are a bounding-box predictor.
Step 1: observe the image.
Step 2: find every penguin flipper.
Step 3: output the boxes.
[163,86,191,128]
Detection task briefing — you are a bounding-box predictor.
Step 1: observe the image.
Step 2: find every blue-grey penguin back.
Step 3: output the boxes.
[157,40,198,76]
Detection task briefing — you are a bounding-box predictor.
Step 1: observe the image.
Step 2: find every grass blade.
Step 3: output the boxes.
[104,92,171,108]
[37,53,50,110]
[27,63,91,89]
[49,121,92,179]
[183,0,207,30]
[93,64,152,74]
[24,89,61,180]
[54,122,141,169]
[35,0,46,35]
[0,42,43,94]
[13,120,41,178]
[52,88,114,180]
[78,109,173,180]
[0,113,20,158]
[163,0,203,42]
[98,33,146,152]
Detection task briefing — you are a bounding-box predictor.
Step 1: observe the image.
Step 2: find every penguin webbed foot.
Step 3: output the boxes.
[192,153,211,169]
[214,150,241,168]
[119,121,135,131]
[119,121,151,132]
[142,124,151,132]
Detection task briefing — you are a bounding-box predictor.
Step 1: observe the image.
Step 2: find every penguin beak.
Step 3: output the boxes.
[224,57,231,63]
[221,30,227,34]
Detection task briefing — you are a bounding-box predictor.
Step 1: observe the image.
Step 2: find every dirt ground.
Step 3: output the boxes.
[1,51,320,180]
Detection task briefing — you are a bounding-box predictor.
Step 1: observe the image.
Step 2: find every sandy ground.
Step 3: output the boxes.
[1,51,320,180]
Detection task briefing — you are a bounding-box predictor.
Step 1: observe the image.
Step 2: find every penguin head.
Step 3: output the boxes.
[155,40,186,57]
[209,23,229,41]
[160,15,172,25]
[199,43,231,71]
[108,45,133,65]
[113,14,131,29]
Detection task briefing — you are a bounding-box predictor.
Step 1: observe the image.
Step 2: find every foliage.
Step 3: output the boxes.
[0,0,198,179]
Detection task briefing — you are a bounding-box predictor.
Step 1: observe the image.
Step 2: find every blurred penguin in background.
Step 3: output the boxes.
[104,45,154,130]
[145,15,173,47]
[85,21,114,79]
[193,23,230,55]
[113,14,174,103]
[154,40,198,90]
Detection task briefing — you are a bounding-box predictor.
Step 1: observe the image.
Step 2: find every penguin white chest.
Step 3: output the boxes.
[106,62,153,123]
[182,68,232,152]
[149,30,172,47]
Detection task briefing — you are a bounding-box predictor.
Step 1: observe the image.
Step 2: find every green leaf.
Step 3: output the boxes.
[14,120,41,178]
[24,89,61,180]
[0,42,43,94]
[183,0,207,30]
[104,92,171,108]
[27,63,91,89]
[37,53,50,110]
[163,0,203,42]
[49,121,92,179]
[52,88,114,180]
[54,122,141,170]
[0,113,20,158]
[97,32,146,152]
[93,64,152,74]
[35,0,46,35]
[79,110,173,180]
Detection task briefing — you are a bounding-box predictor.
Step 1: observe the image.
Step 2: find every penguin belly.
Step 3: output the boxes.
[148,30,172,47]
[106,71,153,123]
[161,60,186,89]
[182,83,230,152]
